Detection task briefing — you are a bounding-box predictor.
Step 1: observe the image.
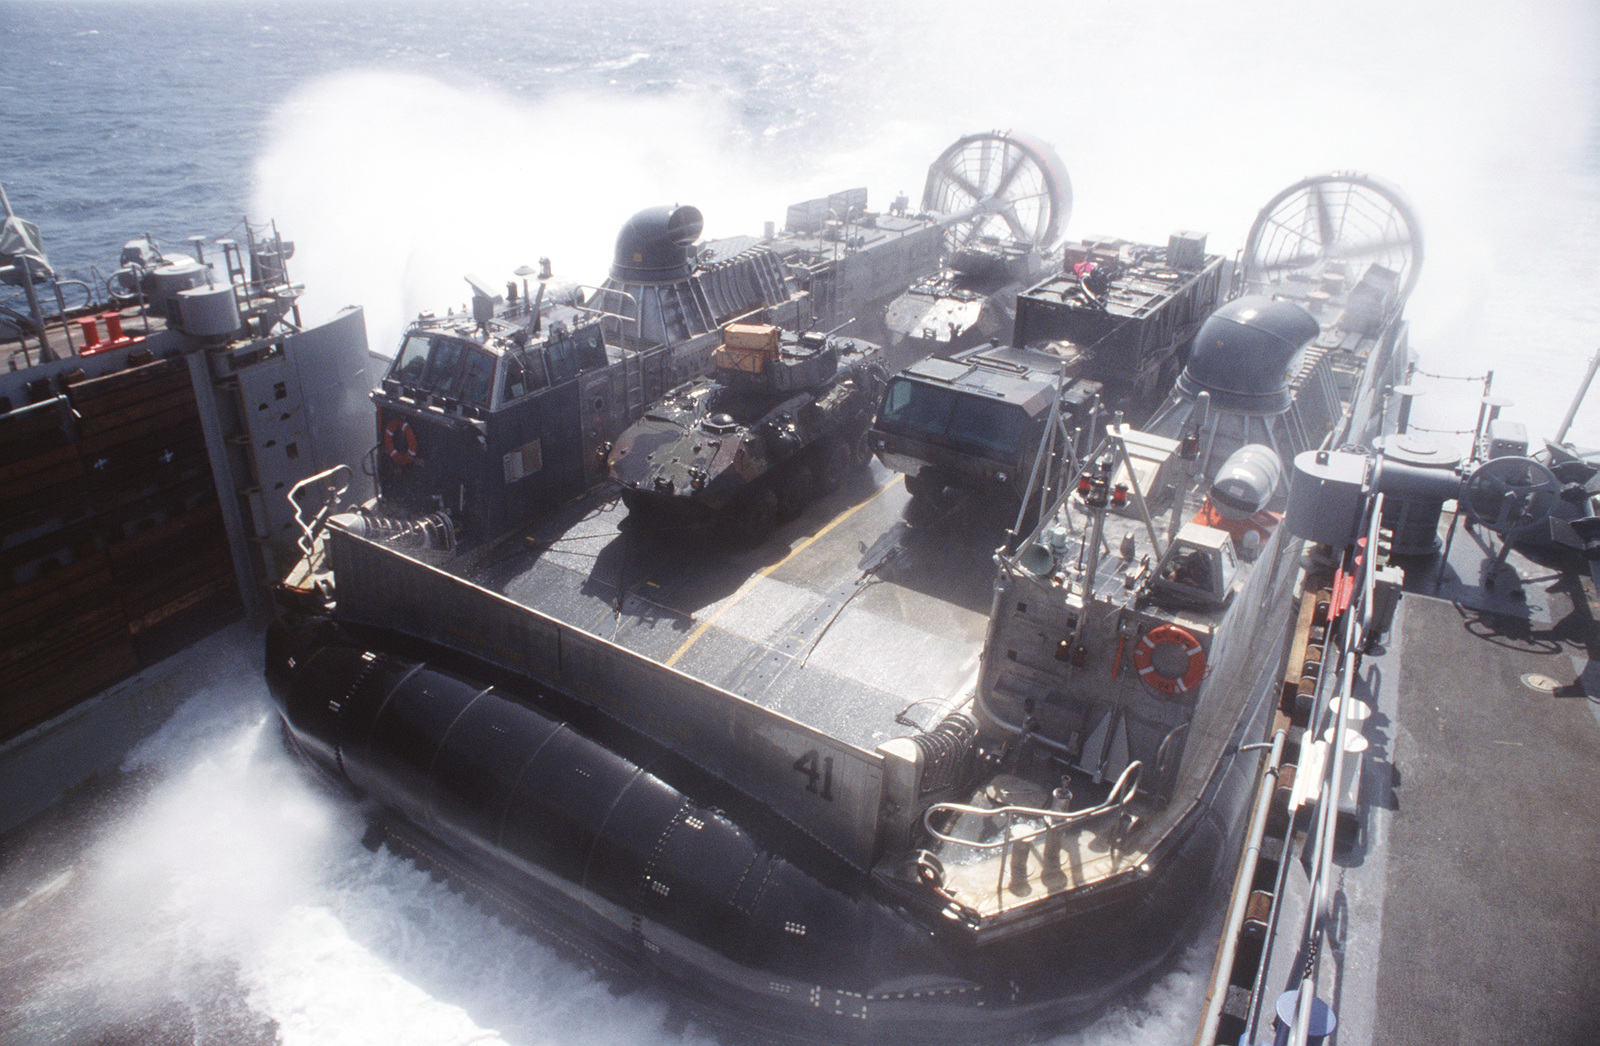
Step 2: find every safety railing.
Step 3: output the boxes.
[923,763,1142,848]
[922,761,1143,902]
[1281,488,1385,1046]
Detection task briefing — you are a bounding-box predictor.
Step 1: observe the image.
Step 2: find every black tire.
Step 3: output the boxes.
[904,469,936,500]
[776,465,814,521]
[817,439,853,494]
[731,486,778,545]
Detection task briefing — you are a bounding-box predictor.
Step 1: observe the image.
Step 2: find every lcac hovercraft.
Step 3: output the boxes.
[269,171,1424,1042]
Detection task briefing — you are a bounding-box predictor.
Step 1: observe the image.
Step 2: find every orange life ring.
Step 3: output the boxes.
[383,415,419,467]
[1133,624,1206,696]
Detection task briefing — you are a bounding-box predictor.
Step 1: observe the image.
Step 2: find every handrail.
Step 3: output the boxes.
[1357,491,1384,648]
[1011,364,1064,541]
[289,463,353,558]
[1284,488,1383,1046]
[571,284,640,330]
[1193,728,1287,1046]
[922,761,1142,850]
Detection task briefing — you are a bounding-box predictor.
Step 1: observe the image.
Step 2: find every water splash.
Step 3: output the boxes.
[251,69,868,359]
[252,1,1600,447]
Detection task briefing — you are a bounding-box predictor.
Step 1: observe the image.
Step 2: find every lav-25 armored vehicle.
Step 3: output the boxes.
[607,322,884,541]
[879,131,1070,362]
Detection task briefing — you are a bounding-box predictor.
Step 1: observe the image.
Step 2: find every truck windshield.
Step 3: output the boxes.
[879,377,1030,458]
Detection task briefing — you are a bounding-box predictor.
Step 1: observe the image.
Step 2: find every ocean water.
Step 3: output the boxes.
[2,1,1599,1043]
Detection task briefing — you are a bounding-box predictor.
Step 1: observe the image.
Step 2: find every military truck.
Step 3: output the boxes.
[608,323,884,542]
[869,233,1229,509]
[870,342,1102,505]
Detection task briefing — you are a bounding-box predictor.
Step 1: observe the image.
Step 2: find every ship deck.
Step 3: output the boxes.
[2,303,170,374]
[457,460,1001,749]
[1245,509,1600,1045]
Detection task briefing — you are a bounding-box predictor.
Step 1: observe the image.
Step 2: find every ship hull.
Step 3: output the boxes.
[265,579,1285,1043]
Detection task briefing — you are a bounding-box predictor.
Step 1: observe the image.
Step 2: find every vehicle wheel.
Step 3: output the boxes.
[777,465,814,521]
[818,440,853,494]
[850,428,875,469]
[731,487,779,545]
[904,469,936,500]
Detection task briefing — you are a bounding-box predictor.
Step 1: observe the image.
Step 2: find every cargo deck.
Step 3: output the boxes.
[468,463,996,751]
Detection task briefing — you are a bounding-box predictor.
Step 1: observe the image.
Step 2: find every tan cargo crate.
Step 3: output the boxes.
[723,323,780,353]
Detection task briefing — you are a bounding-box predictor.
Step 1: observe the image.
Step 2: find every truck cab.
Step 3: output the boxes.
[869,342,1100,502]
[869,233,1228,508]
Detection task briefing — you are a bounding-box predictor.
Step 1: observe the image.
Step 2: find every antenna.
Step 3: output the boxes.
[464,273,497,330]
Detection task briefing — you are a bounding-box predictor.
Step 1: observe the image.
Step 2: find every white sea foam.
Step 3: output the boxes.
[252,71,834,361]
[31,636,710,1046]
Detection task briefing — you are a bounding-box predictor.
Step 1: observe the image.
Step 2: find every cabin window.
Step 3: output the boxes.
[544,324,608,385]
[1163,546,1213,591]
[458,348,495,406]
[502,348,550,404]
[389,335,500,406]
[1152,523,1237,607]
[422,338,467,396]
[948,396,1028,457]
[881,378,956,438]
[501,355,527,403]
[393,335,433,385]
[547,333,585,385]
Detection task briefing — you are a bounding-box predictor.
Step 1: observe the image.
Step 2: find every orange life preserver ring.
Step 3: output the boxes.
[1133,624,1206,696]
[383,415,419,467]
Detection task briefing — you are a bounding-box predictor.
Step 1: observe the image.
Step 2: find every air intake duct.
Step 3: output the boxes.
[610,204,705,282]
[1176,296,1319,415]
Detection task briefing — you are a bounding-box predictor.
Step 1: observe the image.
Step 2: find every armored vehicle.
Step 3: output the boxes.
[882,239,1053,361]
[608,322,884,540]
[880,131,1071,361]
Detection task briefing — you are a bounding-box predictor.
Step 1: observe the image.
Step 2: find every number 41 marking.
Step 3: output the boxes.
[792,750,834,801]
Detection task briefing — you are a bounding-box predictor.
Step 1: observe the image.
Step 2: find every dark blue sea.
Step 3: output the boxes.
[2,2,1599,1043]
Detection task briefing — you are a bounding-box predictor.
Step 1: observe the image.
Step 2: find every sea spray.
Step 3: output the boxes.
[250,70,902,360]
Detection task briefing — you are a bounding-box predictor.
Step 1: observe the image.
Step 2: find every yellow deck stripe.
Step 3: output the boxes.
[663,476,900,668]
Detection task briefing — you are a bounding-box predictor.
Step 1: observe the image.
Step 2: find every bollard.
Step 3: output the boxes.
[1040,785,1072,866]
[1270,988,1335,1046]
[1009,836,1030,888]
